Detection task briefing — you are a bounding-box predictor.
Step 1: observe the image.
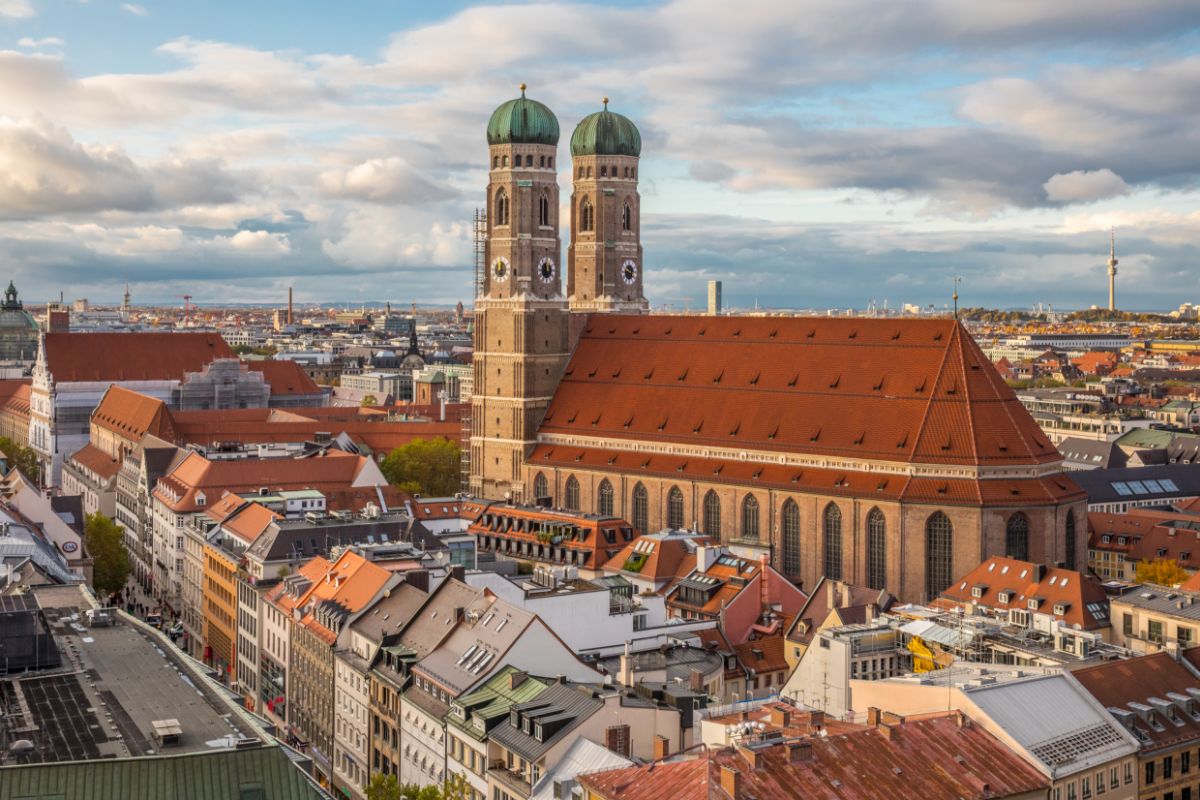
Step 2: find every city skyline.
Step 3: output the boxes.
[0,1,1198,309]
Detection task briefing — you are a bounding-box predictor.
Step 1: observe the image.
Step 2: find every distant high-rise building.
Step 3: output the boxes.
[707,280,722,316]
[1107,229,1118,312]
[455,300,464,325]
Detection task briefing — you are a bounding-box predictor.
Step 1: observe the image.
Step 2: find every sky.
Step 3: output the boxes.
[0,1,1199,311]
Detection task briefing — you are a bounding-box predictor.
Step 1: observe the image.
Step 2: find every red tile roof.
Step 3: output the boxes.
[91,385,177,443]
[940,556,1110,630]
[1072,652,1200,752]
[581,712,1047,800]
[152,449,376,512]
[540,316,1059,468]
[67,443,121,479]
[43,332,235,382]
[469,502,637,570]
[247,360,323,397]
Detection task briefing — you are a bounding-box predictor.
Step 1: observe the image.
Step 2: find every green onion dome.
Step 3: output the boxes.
[570,98,641,157]
[486,84,560,146]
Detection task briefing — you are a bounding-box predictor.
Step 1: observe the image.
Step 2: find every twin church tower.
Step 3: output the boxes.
[471,86,647,500]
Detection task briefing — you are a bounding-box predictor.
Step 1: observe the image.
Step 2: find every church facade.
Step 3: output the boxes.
[469,89,1085,602]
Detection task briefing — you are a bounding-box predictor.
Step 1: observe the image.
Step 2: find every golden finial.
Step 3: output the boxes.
[603,96,609,109]
[519,83,527,96]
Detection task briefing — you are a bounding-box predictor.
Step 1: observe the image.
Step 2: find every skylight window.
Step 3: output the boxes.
[1128,481,1149,494]
[1111,482,1133,496]
[1001,566,1009,575]
[1162,479,1180,492]
[1143,480,1164,493]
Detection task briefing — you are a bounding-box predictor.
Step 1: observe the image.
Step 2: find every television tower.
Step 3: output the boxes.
[1107,228,1118,312]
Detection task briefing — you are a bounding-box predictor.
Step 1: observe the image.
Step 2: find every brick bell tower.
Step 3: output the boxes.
[567,98,647,343]
[470,85,571,502]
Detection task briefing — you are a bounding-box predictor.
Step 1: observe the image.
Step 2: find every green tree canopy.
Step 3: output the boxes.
[0,435,41,484]
[366,774,467,800]
[380,437,461,497]
[85,512,131,600]
[1135,558,1191,587]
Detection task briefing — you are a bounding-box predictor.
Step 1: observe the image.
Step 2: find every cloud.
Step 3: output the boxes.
[120,3,147,15]
[0,0,33,18]
[0,119,244,218]
[1043,169,1131,204]
[318,157,455,205]
[224,229,290,255]
[17,37,64,48]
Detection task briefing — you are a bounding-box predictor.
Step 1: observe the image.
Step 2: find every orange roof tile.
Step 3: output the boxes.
[247,360,323,397]
[67,443,121,479]
[1073,652,1200,752]
[941,556,1110,630]
[44,332,235,382]
[223,501,281,543]
[91,385,177,443]
[540,316,1058,469]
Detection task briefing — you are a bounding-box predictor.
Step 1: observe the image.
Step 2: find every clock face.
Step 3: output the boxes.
[492,257,510,282]
[621,259,638,285]
[538,257,556,283]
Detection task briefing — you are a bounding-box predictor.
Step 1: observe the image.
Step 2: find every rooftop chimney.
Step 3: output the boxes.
[720,766,742,799]
[653,735,670,761]
[788,741,813,763]
[509,671,527,690]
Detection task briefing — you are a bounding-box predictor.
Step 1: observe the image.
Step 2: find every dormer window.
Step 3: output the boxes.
[972,584,987,599]
[1027,597,1043,610]
[998,590,1014,604]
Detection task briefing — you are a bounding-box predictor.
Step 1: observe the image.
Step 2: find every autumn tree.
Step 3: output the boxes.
[380,437,461,497]
[366,775,461,800]
[1135,558,1191,587]
[85,512,131,600]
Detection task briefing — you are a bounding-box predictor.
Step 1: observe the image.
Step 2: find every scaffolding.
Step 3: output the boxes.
[461,208,486,490]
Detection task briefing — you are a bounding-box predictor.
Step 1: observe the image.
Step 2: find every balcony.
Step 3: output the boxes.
[489,761,532,796]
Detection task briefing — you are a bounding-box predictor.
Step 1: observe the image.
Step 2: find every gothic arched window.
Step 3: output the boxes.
[539,193,550,227]
[1006,512,1030,562]
[1064,510,1077,570]
[741,495,759,541]
[622,201,632,232]
[867,507,887,590]
[495,188,509,227]
[597,479,614,517]
[703,490,721,538]
[525,154,533,167]
[667,486,685,530]
[782,500,801,577]
[631,483,648,535]
[580,197,594,232]
[564,476,580,511]
[823,503,842,581]
[533,472,548,501]
[926,511,954,599]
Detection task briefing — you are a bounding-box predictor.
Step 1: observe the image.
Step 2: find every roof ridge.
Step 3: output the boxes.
[951,323,981,466]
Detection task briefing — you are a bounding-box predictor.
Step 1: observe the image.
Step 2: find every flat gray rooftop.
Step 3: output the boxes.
[1,609,259,765]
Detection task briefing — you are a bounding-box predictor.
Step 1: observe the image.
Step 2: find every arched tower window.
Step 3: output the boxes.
[782,500,801,577]
[580,197,594,232]
[631,483,648,535]
[823,503,842,581]
[667,486,685,530]
[1006,513,1030,562]
[1064,510,1077,571]
[533,472,548,501]
[538,193,550,227]
[740,495,759,541]
[495,188,509,227]
[703,490,721,538]
[867,508,887,590]
[926,512,954,600]
[622,201,632,232]
[597,479,614,517]
[564,476,580,511]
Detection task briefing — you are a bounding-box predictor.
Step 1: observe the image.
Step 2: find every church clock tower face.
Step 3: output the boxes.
[492,257,510,283]
[621,259,637,285]
[538,257,556,283]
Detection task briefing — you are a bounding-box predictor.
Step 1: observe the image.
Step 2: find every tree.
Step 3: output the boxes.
[380,437,461,497]
[365,775,463,800]
[85,512,131,600]
[1135,558,1191,587]
[0,435,41,484]
[363,394,379,407]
